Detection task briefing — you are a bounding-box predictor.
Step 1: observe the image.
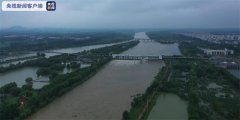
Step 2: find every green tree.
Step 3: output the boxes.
[25,77,33,85]
[122,110,129,120]
[0,98,20,120]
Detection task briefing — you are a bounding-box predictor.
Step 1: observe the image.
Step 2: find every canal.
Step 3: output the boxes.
[147,93,188,120]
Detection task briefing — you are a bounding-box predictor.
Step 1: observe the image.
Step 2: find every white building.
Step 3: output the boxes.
[204,48,234,56]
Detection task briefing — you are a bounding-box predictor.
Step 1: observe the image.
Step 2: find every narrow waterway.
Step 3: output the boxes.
[28,32,183,120]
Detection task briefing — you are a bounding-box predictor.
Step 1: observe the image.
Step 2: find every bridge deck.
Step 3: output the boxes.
[112,54,207,60]
[112,54,162,60]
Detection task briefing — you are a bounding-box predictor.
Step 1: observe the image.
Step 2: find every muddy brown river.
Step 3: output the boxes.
[28,60,163,120]
[28,32,181,120]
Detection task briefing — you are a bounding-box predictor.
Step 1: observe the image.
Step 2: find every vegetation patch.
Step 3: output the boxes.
[0,41,139,120]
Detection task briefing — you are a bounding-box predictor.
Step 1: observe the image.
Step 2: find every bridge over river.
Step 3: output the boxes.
[43,52,206,61]
[112,54,162,60]
[112,54,207,61]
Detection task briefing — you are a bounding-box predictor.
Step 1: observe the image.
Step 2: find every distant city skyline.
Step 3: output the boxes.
[0,0,239,29]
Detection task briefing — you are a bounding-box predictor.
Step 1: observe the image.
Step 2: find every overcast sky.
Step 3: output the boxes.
[0,0,239,29]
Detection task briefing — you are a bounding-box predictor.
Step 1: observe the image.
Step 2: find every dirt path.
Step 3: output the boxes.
[137,92,157,120]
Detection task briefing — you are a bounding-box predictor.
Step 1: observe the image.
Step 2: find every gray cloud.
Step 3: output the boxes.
[0,0,239,29]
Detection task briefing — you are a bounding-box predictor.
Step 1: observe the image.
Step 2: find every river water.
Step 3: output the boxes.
[28,32,184,120]
[0,67,48,89]
[28,60,163,120]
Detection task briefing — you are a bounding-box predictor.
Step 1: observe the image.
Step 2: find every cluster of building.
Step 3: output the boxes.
[180,33,240,44]
[202,48,234,56]
[210,57,240,70]
[200,47,239,70]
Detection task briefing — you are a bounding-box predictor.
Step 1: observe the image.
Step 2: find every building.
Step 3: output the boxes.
[204,48,234,56]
